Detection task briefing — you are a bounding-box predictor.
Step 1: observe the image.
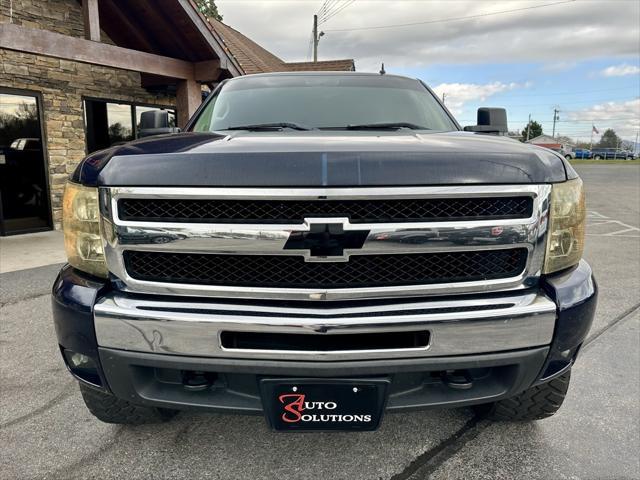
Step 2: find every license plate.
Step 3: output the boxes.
[260,378,389,431]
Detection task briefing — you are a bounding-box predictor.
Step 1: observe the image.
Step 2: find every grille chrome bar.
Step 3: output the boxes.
[102,185,551,301]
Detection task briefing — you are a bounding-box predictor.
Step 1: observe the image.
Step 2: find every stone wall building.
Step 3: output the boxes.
[0,0,354,235]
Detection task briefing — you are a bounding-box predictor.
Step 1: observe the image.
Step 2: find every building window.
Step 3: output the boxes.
[84,99,176,153]
[0,89,52,235]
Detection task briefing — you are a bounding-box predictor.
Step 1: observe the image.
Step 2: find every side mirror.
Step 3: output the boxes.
[138,110,180,138]
[463,107,508,135]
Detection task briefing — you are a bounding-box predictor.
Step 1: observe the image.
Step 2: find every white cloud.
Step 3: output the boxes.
[432,82,525,115]
[600,63,640,77]
[566,98,640,138]
[216,0,640,70]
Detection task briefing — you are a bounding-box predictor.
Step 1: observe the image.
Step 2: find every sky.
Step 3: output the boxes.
[216,0,640,144]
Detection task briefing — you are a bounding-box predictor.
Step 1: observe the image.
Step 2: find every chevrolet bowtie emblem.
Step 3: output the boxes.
[284,219,370,261]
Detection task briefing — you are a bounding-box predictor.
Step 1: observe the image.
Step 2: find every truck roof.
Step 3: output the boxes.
[224,71,424,91]
[228,71,420,83]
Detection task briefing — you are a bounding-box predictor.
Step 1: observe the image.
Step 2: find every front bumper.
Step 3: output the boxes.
[52,261,597,412]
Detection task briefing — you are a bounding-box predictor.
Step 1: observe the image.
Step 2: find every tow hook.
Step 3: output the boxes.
[442,370,474,390]
[182,371,215,391]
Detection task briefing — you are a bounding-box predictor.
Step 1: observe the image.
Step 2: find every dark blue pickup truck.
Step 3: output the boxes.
[52,72,596,430]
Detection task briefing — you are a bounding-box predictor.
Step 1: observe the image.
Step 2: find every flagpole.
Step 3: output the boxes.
[590,124,594,150]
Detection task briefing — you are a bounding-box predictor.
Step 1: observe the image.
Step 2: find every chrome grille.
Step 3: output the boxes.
[118,196,533,224]
[103,185,550,301]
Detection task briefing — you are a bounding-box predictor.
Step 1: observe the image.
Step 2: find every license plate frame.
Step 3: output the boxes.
[260,378,390,432]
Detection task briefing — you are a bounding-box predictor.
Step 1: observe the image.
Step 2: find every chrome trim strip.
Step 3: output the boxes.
[101,185,551,300]
[94,292,556,361]
[109,185,547,202]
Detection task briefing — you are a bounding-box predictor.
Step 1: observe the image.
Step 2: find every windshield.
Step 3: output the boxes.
[191,75,458,132]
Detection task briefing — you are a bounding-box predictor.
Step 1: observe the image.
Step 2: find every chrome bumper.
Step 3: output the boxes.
[94,292,556,361]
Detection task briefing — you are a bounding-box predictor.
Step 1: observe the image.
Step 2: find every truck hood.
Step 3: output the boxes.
[75,130,570,186]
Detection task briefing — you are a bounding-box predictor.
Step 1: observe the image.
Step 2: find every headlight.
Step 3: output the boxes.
[62,181,108,278]
[543,178,586,274]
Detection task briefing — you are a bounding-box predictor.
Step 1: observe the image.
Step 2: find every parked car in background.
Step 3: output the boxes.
[573,148,591,159]
[591,148,633,160]
[559,147,575,160]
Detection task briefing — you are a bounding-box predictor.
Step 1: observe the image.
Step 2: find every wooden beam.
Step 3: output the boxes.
[82,0,101,42]
[176,79,202,128]
[140,74,178,88]
[194,59,221,82]
[177,0,242,77]
[0,23,194,80]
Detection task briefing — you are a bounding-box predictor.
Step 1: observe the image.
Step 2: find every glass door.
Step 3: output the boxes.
[0,90,52,235]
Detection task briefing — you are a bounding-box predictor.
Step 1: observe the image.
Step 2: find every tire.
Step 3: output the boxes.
[474,370,571,421]
[79,383,179,425]
[594,155,602,160]
[564,155,572,160]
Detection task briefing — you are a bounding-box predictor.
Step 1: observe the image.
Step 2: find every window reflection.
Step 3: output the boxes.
[136,106,176,131]
[106,103,134,145]
[0,92,50,234]
[84,100,176,153]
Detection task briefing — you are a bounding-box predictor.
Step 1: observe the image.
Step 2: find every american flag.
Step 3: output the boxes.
[592,125,599,134]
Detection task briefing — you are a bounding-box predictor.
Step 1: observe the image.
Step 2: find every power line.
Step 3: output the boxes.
[318,0,340,16]
[316,0,340,17]
[317,0,338,17]
[318,0,344,22]
[319,0,356,25]
[323,0,575,32]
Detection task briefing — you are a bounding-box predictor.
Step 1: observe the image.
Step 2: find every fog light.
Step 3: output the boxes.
[70,352,91,368]
[62,348,102,387]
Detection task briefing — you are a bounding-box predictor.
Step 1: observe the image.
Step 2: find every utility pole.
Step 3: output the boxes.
[552,108,559,138]
[441,92,446,105]
[525,113,531,141]
[312,15,325,62]
[313,15,318,62]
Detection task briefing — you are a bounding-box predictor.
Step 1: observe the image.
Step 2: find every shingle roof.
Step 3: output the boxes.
[283,60,355,72]
[205,18,355,75]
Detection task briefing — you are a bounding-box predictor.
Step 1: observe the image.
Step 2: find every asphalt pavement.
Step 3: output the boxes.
[1,164,639,480]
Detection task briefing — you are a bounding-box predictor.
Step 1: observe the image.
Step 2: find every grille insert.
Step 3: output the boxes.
[118,197,533,224]
[123,249,528,289]
[220,330,430,351]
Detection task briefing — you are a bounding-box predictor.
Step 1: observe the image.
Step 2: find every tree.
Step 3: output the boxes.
[195,0,222,21]
[520,120,543,142]
[107,123,132,144]
[0,101,39,147]
[596,128,622,148]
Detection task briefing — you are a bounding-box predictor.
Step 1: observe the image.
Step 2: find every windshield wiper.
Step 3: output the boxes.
[223,122,314,131]
[344,122,430,130]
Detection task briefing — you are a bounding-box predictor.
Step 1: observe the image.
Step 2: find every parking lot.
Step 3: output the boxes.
[1,164,639,480]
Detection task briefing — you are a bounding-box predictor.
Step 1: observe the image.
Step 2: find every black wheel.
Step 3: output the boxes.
[564,155,572,160]
[474,370,571,421]
[79,383,179,424]
[594,154,602,160]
